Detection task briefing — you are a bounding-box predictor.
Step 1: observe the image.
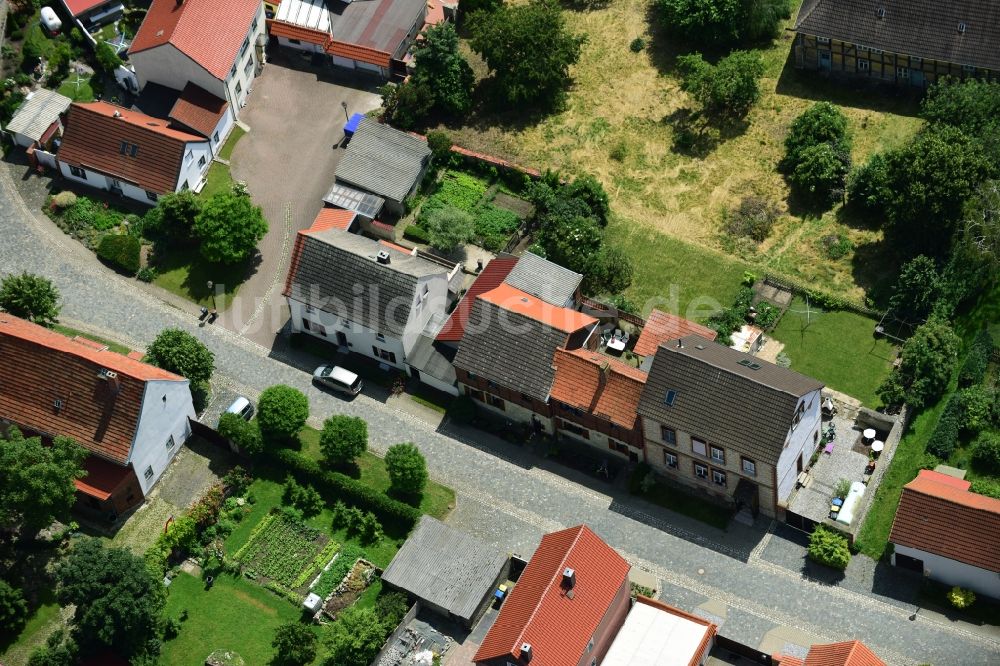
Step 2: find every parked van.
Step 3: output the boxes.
[223,396,255,422]
[312,365,363,397]
[40,7,62,35]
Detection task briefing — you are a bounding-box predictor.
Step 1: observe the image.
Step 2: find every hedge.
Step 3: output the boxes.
[926,393,962,459]
[403,223,431,244]
[958,329,994,388]
[268,448,420,532]
[97,234,141,274]
[808,525,851,570]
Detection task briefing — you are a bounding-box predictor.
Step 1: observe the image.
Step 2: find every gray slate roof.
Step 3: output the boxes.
[638,335,824,465]
[4,89,71,142]
[406,332,456,384]
[453,297,572,402]
[795,0,1000,71]
[381,516,506,623]
[285,229,445,337]
[504,252,583,307]
[335,117,430,202]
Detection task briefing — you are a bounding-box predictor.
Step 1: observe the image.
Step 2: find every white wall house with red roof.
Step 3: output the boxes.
[57,102,213,204]
[128,0,266,118]
[0,315,195,520]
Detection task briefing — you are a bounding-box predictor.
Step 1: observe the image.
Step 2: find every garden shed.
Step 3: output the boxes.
[380,516,508,628]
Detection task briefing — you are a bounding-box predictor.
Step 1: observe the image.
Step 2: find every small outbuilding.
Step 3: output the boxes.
[3,88,71,150]
[381,516,508,628]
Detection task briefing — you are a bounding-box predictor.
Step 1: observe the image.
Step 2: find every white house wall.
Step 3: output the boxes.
[775,389,822,503]
[288,298,406,369]
[893,544,1000,600]
[225,4,266,112]
[58,163,155,204]
[400,273,449,357]
[209,107,236,155]
[129,379,196,495]
[130,43,229,105]
[414,369,459,396]
[178,140,213,191]
[279,36,325,53]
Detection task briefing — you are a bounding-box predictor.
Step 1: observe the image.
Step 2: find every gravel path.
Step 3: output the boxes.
[1,160,998,665]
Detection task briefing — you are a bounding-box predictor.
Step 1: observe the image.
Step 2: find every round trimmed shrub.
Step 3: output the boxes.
[971,433,1000,475]
[257,385,309,445]
[947,586,976,609]
[384,442,428,496]
[97,234,141,274]
[807,525,850,570]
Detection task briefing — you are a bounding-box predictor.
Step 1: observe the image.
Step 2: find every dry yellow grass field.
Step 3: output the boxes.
[442,0,925,303]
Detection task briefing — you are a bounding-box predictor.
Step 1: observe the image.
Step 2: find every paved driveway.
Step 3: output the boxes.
[223,55,382,344]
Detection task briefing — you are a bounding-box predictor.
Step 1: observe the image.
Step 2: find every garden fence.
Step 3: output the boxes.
[762,273,882,318]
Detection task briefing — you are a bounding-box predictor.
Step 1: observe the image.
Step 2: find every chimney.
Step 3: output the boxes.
[520,643,533,663]
[676,338,683,349]
[562,567,576,589]
[176,0,184,7]
[376,250,391,264]
[113,110,121,118]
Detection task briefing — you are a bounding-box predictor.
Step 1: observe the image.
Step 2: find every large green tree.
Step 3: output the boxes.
[657,0,790,46]
[411,22,474,118]
[888,255,944,323]
[56,538,166,659]
[323,606,388,666]
[145,191,203,244]
[0,579,28,635]
[781,102,850,170]
[955,179,1000,280]
[0,428,87,536]
[677,50,764,121]
[469,0,584,110]
[257,385,309,445]
[385,443,428,496]
[880,125,993,255]
[193,191,268,264]
[424,205,476,254]
[0,272,61,326]
[272,621,318,666]
[921,78,1000,138]
[319,415,368,467]
[145,328,215,384]
[878,318,960,409]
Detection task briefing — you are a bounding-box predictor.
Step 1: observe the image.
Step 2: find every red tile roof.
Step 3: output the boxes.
[889,469,1000,572]
[305,208,357,233]
[474,525,630,664]
[0,315,183,465]
[550,348,647,430]
[437,258,518,342]
[478,283,597,335]
[379,239,413,255]
[59,102,204,194]
[75,454,137,500]
[129,0,261,80]
[633,309,717,357]
[168,82,229,138]
[773,655,806,666]
[803,641,885,666]
[63,0,114,17]
[267,19,329,46]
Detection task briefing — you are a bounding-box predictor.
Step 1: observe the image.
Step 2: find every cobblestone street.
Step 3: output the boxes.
[2,161,998,665]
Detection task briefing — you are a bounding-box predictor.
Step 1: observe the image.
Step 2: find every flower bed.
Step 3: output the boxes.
[233,511,338,597]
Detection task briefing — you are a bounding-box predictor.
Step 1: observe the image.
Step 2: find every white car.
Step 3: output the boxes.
[312,365,363,396]
[223,396,254,422]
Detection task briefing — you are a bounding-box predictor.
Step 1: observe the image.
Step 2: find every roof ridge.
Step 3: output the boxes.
[511,525,585,655]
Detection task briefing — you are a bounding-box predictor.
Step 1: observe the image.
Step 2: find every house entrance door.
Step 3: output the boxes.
[819,51,832,71]
[336,331,348,347]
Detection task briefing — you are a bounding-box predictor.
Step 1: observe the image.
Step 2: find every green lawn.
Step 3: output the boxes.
[52,324,131,355]
[160,571,309,666]
[0,593,62,666]
[219,126,247,161]
[299,427,456,521]
[609,219,748,321]
[57,75,95,102]
[770,296,896,407]
[199,162,234,199]
[151,250,250,308]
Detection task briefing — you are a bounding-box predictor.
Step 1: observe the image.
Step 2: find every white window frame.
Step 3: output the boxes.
[661,426,676,445]
[144,465,154,481]
[694,463,708,480]
[858,59,870,71]
[896,66,910,79]
[742,457,756,476]
[817,36,830,44]
[664,451,678,469]
[712,469,727,487]
[165,435,175,450]
[710,445,725,464]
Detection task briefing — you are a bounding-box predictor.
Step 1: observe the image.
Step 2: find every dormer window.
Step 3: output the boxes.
[120,141,139,157]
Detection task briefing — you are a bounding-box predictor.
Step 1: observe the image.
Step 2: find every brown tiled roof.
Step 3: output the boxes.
[889,469,1000,572]
[474,525,630,664]
[306,208,357,233]
[633,309,717,357]
[437,257,518,343]
[129,0,261,80]
[59,102,204,194]
[804,641,885,666]
[638,335,824,465]
[168,82,229,138]
[794,0,1000,71]
[0,315,184,464]
[550,348,646,430]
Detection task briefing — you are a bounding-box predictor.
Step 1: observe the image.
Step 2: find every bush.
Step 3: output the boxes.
[257,385,309,444]
[271,622,318,666]
[629,37,646,52]
[807,525,851,570]
[947,586,976,609]
[282,476,324,518]
[146,328,215,384]
[821,232,853,260]
[403,223,431,244]
[385,443,428,496]
[60,196,123,232]
[319,415,368,467]
[846,153,890,217]
[0,579,28,635]
[959,385,995,433]
[723,196,779,242]
[789,142,850,204]
[958,329,994,388]
[970,478,1000,499]
[95,41,122,73]
[676,50,765,121]
[52,191,77,209]
[136,266,157,283]
[971,433,1000,475]
[925,394,961,459]
[628,462,653,494]
[218,412,263,456]
[426,130,453,166]
[269,448,420,531]
[424,205,475,253]
[833,478,851,499]
[97,234,141,274]
[376,591,410,626]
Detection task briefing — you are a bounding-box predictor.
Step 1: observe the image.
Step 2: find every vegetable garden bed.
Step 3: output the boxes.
[232,511,340,600]
[321,558,376,619]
